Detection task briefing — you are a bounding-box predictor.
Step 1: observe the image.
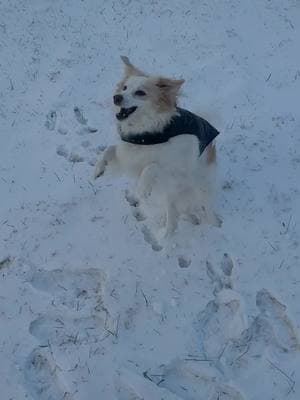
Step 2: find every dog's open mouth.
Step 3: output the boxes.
[116,106,137,121]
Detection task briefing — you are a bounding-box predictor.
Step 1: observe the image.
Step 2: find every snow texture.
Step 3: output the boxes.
[1,0,300,399]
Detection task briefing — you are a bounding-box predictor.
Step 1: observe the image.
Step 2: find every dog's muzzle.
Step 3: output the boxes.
[116,106,137,121]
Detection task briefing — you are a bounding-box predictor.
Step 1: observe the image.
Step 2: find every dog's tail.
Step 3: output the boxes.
[206,142,217,164]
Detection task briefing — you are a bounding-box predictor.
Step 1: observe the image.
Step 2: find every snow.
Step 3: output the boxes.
[1,0,300,399]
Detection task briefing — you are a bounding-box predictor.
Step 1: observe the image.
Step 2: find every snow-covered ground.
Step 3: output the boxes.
[1,0,300,398]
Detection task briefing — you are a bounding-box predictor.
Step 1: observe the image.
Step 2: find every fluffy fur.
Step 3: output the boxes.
[94,56,219,236]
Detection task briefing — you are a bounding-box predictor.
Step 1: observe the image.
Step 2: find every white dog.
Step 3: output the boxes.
[94,56,220,236]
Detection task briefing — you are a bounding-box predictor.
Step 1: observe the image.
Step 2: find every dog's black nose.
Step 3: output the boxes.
[113,94,123,106]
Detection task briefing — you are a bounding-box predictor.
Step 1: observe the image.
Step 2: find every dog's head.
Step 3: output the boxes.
[114,56,184,134]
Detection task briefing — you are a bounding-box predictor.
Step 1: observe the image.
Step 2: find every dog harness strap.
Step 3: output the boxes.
[120,108,219,154]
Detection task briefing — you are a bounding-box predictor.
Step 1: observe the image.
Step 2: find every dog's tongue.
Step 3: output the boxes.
[116,106,137,121]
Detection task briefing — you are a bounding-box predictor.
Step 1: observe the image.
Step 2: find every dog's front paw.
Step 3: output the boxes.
[94,161,106,179]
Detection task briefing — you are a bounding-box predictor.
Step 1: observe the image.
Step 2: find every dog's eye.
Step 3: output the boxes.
[123,85,127,91]
[134,90,146,96]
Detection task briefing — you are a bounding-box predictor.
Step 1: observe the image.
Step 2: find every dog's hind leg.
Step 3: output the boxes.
[94,145,116,179]
[203,203,222,227]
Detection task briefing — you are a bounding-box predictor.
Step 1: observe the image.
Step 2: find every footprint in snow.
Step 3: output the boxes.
[56,144,84,163]
[74,106,97,133]
[124,189,167,251]
[30,268,104,311]
[129,360,244,400]
[141,225,163,252]
[220,287,300,385]
[116,368,186,400]
[177,255,191,268]
[198,258,300,383]
[196,254,246,359]
[74,106,88,125]
[68,152,84,163]
[45,110,57,131]
[256,288,300,352]
[29,313,106,347]
[24,348,72,400]
[56,144,68,158]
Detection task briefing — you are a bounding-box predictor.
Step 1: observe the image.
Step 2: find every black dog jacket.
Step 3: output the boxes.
[120,107,219,155]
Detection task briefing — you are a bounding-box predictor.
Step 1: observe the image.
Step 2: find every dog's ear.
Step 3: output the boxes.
[120,56,147,77]
[155,77,185,110]
[155,77,185,93]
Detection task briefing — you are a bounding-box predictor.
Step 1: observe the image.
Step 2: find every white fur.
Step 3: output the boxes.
[95,74,219,236]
